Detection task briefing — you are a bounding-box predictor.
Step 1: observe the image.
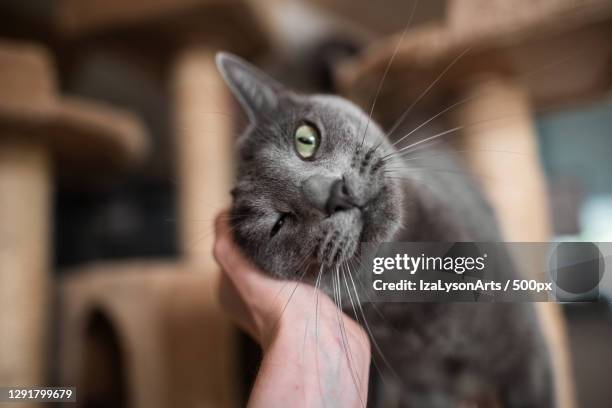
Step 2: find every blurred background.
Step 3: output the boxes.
[0,0,611,407]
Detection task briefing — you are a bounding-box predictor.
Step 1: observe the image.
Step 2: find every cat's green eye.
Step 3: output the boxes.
[294,124,320,159]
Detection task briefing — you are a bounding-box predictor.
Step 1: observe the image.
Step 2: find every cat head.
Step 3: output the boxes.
[216,52,403,287]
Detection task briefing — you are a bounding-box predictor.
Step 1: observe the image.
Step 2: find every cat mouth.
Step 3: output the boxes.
[316,228,360,268]
[319,240,357,268]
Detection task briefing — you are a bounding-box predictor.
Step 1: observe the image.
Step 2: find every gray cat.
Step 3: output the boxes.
[216,52,554,408]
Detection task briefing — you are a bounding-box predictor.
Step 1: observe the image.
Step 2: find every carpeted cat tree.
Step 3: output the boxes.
[334,1,612,407]
[0,39,148,408]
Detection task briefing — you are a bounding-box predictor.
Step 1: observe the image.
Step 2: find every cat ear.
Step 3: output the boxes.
[216,52,284,122]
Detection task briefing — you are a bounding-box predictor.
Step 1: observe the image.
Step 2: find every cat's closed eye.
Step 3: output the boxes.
[270,213,289,237]
[294,123,320,159]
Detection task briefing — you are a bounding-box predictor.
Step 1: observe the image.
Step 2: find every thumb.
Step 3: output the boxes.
[213,211,282,296]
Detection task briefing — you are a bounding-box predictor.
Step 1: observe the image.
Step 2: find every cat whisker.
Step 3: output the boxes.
[384,45,589,152]
[184,220,242,255]
[359,0,420,150]
[385,105,561,163]
[390,88,532,151]
[347,258,402,336]
[341,263,393,393]
[393,148,529,165]
[164,212,253,227]
[383,139,443,166]
[372,139,439,170]
[341,263,358,321]
[383,166,508,186]
[268,259,313,342]
[385,47,472,139]
[269,251,313,311]
[382,126,464,161]
[333,266,366,407]
[346,262,401,382]
[371,140,385,155]
[312,264,328,408]
[391,92,482,148]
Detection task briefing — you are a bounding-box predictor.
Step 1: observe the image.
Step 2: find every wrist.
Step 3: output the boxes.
[252,296,372,407]
[265,297,371,358]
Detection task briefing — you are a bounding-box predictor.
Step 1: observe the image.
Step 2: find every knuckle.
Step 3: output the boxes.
[213,235,234,267]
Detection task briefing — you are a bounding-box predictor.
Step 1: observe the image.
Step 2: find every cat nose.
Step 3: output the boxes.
[302,175,356,216]
[326,178,356,215]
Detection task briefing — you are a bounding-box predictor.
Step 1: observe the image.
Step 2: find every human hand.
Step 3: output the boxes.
[213,211,371,406]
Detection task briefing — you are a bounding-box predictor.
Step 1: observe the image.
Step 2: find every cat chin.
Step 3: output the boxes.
[316,209,362,266]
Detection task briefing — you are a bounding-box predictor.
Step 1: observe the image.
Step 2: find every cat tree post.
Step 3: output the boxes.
[0,40,147,398]
[452,75,551,242]
[0,43,57,395]
[171,45,237,406]
[173,47,233,266]
[0,140,51,393]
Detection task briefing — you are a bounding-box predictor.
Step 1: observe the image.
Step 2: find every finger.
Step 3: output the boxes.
[213,211,248,275]
[213,211,271,284]
[214,209,230,234]
[217,272,259,340]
